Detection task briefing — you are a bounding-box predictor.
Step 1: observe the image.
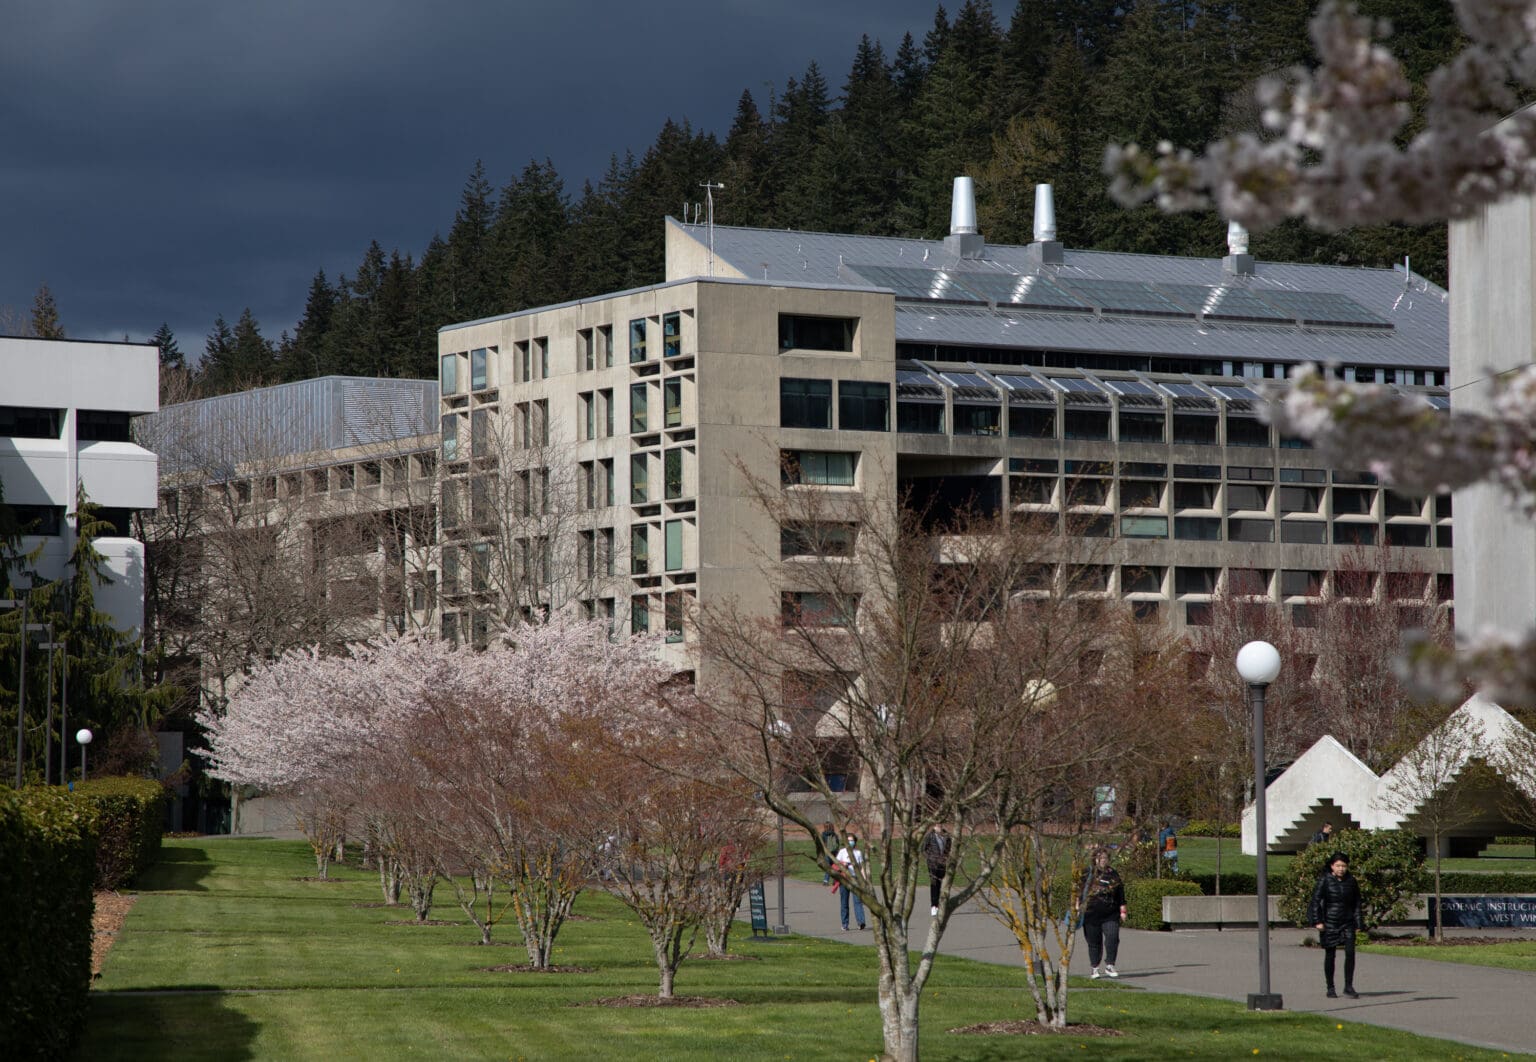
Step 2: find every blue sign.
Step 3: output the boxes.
[1429,895,1536,929]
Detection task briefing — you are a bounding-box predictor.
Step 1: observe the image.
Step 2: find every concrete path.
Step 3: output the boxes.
[761,877,1536,1056]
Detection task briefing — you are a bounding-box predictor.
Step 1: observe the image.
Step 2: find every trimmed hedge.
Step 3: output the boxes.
[0,787,98,1061]
[1125,879,1203,929]
[1182,820,1240,839]
[1186,871,1263,896]
[75,776,167,890]
[1432,872,1536,893]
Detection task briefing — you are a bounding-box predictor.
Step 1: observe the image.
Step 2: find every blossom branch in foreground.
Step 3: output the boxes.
[1105,0,1536,231]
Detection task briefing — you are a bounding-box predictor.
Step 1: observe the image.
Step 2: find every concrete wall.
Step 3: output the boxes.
[1449,194,1536,634]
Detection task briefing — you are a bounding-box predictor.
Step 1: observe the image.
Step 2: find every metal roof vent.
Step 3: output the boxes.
[1028,183,1063,265]
[944,176,985,260]
[1224,220,1254,276]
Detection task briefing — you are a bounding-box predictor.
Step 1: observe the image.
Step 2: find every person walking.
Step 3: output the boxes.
[1309,851,1364,998]
[820,821,839,884]
[1310,822,1334,846]
[833,834,867,930]
[922,823,952,917]
[1080,847,1127,978]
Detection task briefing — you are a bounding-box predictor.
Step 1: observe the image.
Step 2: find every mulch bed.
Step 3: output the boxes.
[384,919,462,927]
[92,891,138,978]
[292,876,349,883]
[452,940,522,947]
[578,995,740,1008]
[483,963,596,974]
[950,1020,1123,1037]
[1369,935,1531,947]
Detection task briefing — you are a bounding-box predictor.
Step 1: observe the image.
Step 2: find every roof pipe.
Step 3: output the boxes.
[944,176,985,259]
[1027,183,1063,265]
[1224,219,1255,276]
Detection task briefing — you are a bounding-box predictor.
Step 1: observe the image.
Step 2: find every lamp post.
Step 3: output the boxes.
[768,719,792,935]
[1236,639,1283,1011]
[76,728,93,782]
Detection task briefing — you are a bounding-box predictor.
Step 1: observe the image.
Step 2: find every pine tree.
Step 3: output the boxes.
[281,271,338,381]
[230,308,277,384]
[810,37,904,235]
[566,155,633,297]
[490,159,571,313]
[770,64,833,227]
[199,315,238,394]
[447,160,497,321]
[620,121,724,286]
[151,323,184,372]
[719,91,772,226]
[31,284,64,339]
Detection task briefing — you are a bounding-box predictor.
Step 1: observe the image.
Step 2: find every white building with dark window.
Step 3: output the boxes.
[0,337,159,633]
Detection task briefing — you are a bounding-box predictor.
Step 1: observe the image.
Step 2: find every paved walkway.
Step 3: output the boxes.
[761,877,1536,1056]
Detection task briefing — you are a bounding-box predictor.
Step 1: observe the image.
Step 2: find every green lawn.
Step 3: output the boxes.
[79,837,1529,1061]
[1359,938,1536,973]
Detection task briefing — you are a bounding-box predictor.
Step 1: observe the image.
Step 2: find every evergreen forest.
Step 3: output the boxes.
[152,0,1465,396]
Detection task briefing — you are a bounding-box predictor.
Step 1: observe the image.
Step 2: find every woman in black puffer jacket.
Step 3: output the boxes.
[1307,852,1364,998]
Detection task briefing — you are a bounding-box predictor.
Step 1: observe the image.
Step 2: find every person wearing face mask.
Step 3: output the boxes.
[1308,852,1364,998]
[833,834,867,930]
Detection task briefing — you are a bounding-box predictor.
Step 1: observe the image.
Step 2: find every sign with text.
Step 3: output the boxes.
[1428,895,1536,929]
[748,880,769,936]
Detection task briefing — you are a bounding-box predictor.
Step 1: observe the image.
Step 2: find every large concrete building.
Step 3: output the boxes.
[0,336,159,632]
[436,183,1454,659]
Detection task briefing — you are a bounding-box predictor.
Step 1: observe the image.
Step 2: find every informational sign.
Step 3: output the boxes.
[1429,895,1536,929]
[748,880,769,936]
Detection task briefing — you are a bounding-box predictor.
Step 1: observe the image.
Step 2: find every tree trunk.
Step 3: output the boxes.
[1433,841,1443,942]
[658,963,675,999]
[877,982,920,1062]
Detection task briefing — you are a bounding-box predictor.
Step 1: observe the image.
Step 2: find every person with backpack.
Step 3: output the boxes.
[1308,851,1364,998]
[1080,847,1127,978]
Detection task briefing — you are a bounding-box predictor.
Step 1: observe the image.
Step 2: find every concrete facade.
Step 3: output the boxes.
[0,336,159,633]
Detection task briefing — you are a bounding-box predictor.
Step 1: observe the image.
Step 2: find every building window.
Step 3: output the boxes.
[663,311,682,357]
[1279,486,1322,513]
[664,379,683,428]
[1118,411,1164,443]
[10,505,64,536]
[781,521,857,558]
[1334,522,1378,545]
[515,341,531,382]
[631,595,650,634]
[897,401,945,434]
[534,337,549,379]
[471,409,488,457]
[579,328,595,371]
[781,591,858,627]
[1226,415,1270,447]
[580,461,595,509]
[1185,602,1213,626]
[631,383,649,433]
[76,410,132,442]
[631,526,650,575]
[1008,407,1054,438]
[471,542,490,592]
[440,354,459,396]
[1281,569,1323,597]
[838,381,890,432]
[1333,488,1374,515]
[598,325,613,368]
[1385,524,1430,548]
[1226,484,1270,512]
[601,389,614,437]
[1172,414,1218,445]
[1063,409,1110,440]
[1121,566,1164,594]
[1010,476,1055,505]
[1173,516,1222,541]
[781,450,857,486]
[629,318,648,362]
[1175,567,1218,595]
[441,414,459,461]
[599,458,614,507]
[954,403,1001,436]
[1119,480,1163,509]
[1280,520,1328,544]
[631,454,649,503]
[779,314,855,352]
[781,378,833,429]
[1385,491,1425,518]
[665,519,683,571]
[599,527,615,575]
[664,448,684,500]
[471,348,489,390]
[1120,515,1168,538]
[1228,518,1275,543]
[665,592,685,642]
[581,392,596,441]
[441,547,460,594]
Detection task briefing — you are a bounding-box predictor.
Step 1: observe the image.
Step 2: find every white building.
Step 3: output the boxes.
[0,337,159,633]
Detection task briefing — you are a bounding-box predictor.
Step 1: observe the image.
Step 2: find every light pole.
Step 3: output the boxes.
[1236,639,1283,1011]
[768,719,791,935]
[76,728,93,782]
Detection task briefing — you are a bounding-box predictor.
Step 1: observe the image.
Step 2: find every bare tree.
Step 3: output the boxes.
[677,467,1132,1061]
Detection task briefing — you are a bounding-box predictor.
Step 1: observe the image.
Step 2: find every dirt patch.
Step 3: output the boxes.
[483,963,596,974]
[950,1020,1123,1037]
[452,940,522,947]
[565,913,598,922]
[292,876,349,883]
[578,995,740,1008]
[688,952,761,961]
[92,891,138,978]
[384,919,462,927]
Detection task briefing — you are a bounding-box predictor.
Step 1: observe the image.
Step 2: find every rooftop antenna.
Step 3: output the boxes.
[700,180,725,276]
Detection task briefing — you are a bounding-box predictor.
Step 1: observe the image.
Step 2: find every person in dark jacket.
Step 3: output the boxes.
[1308,852,1364,998]
[1080,847,1127,978]
[922,824,952,917]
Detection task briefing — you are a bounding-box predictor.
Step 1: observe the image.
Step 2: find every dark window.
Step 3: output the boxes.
[838,381,890,431]
[1280,468,1327,484]
[1435,493,1453,519]
[1066,514,1113,538]
[9,505,64,535]
[781,378,833,429]
[1132,600,1161,622]
[1278,432,1313,449]
[1334,522,1378,545]
[1064,478,1109,506]
[663,312,682,357]
[1118,410,1164,443]
[1227,465,1273,482]
[1281,569,1323,596]
[1008,407,1054,438]
[1010,476,1054,504]
[1175,566,1218,595]
[664,379,683,428]
[1385,492,1424,517]
[1121,566,1163,594]
[1174,482,1217,509]
[629,319,648,362]
[1185,602,1213,626]
[1120,480,1162,509]
[1333,469,1378,485]
[1291,604,1317,628]
[1120,462,1166,477]
[1228,518,1275,543]
[1333,488,1374,515]
[664,449,683,500]
[0,406,62,439]
[1436,574,1454,601]
[1384,524,1430,548]
[1063,409,1110,440]
[781,522,857,558]
[1174,516,1222,541]
[779,314,855,352]
[1066,564,1112,592]
[897,402,944,434]
[76,410,132,442]
[1226,416,1270,447]
[1279,486,1322,513]
[1436,524,1453,548]
[781,591,858,627]
[1173,414,1218,445]
[1174,464,1220,480]
[1226,484,1269,511]
[954,403,1001,436]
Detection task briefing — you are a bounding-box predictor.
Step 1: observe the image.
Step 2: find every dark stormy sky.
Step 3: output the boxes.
[0,0,942,353]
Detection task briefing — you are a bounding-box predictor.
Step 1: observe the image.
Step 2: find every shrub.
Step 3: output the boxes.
[1185,871,1263,896]
[75,776,168,889]
[1434,872,1536,893]
[1124,878,1203,929]
[0,787,98,1061]
[1183,820,1240,838]
[1279,829,1426,929]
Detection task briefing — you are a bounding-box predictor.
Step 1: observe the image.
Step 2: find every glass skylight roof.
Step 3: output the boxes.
[1212,385,1261,402]
[995,374,1055,402]
[1059,278,1192,316]
[940,372,998,396]
[1160,382,1210,398]
[953,272,1093,311]
[1104,380,1158,396]
[847,265,982,303]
